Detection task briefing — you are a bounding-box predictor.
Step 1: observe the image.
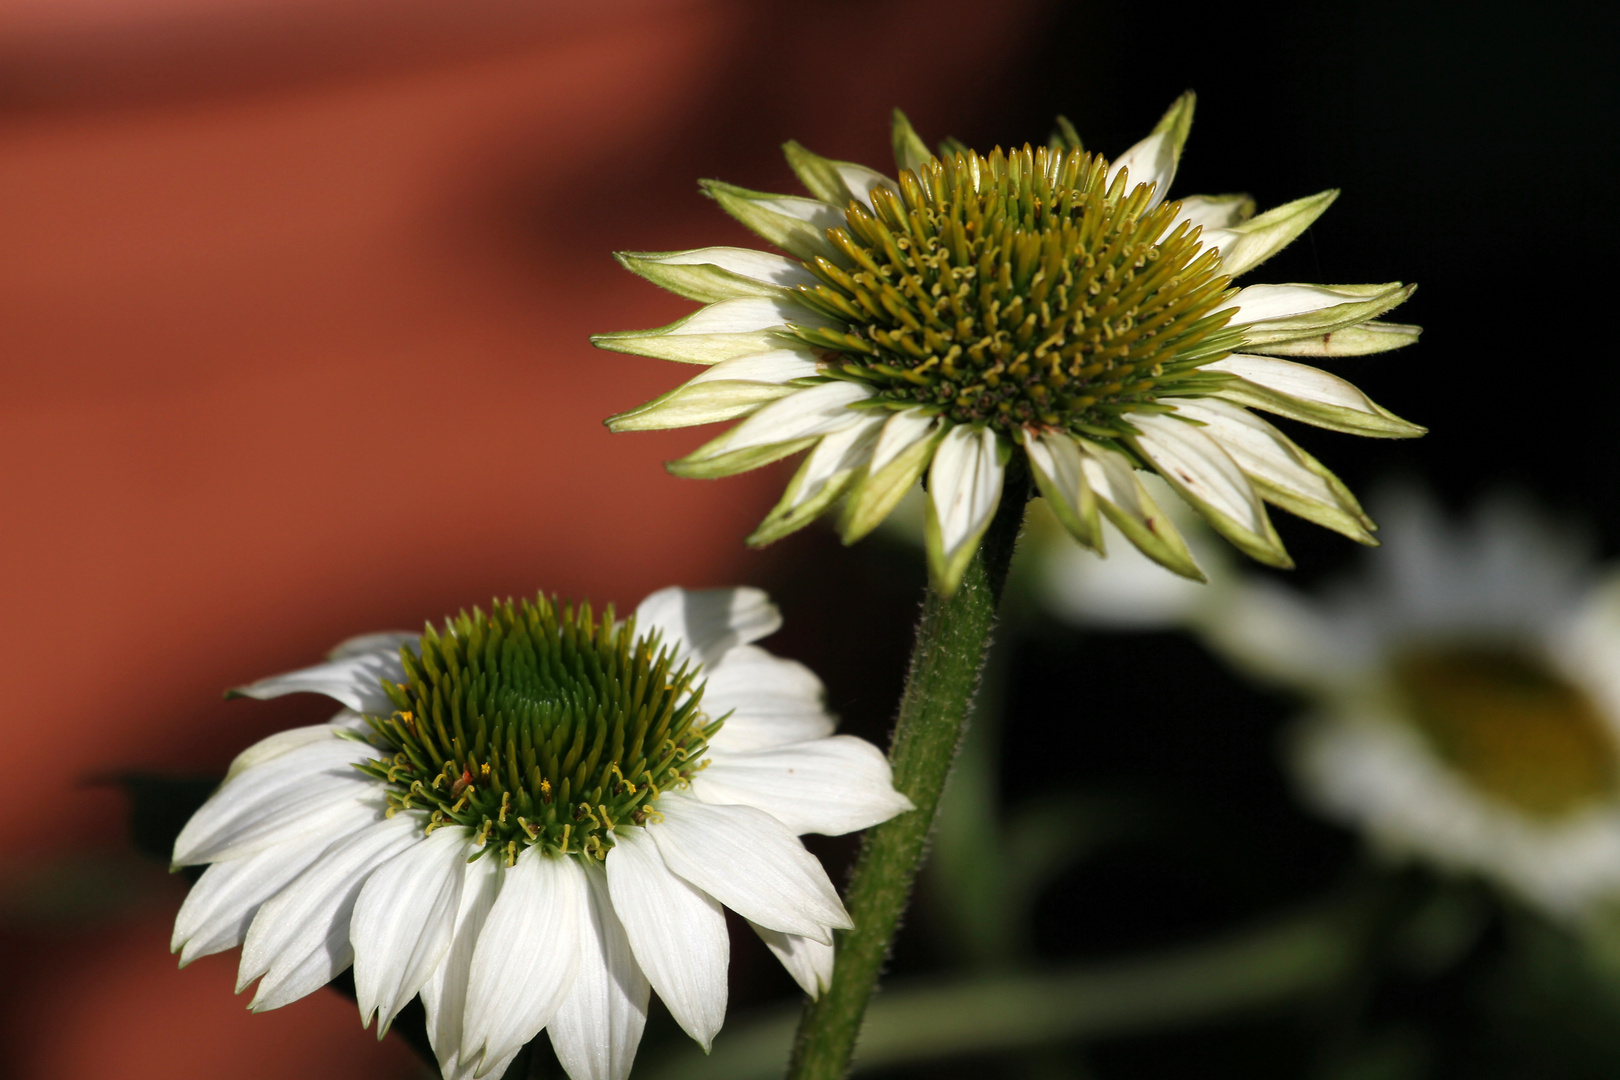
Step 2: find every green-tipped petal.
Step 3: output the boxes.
[1177,193,1255,230]
[591,297,829,365]
[890,109,932,175]
[668,436,820,480]
[748,416,885,546]
[1223,282,1417,349]
[839,409,945,544]
[1048,115,1083,152]
[1204,190,1339,278]
[1207,354,1426,438]
[1249,320,1422,358]
[669,380,873,478]
[701,180,845,263]
[613,248,819,303]
[924,426,1007,597]
[1166,398,1374,544]
[1024,429,1103,551]
[782,142,896,210]
[1127,412,1293,569]
[1073,439,1204,580]
[1108,91,1196,207]
[607,350,819,432]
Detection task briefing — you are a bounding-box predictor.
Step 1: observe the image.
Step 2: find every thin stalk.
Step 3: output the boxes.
[784,478,1029,1080]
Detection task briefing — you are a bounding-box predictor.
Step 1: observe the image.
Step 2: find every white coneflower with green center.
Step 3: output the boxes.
[170,587,912,1080]
[594,94,1423,595]
[1204,493,1620,921]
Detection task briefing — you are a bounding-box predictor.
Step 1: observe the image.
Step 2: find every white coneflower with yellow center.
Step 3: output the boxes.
[1205,493,1620,921]
[170,587,912,1080]
[594,94,1423,595]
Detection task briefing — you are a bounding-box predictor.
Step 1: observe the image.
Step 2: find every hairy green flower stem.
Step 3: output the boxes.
[786,474,1029,1080]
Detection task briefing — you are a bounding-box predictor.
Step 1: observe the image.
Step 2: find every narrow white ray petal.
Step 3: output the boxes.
[607,350,825,434]
[462,849,589,1076]
[707,380,874,456]
[649,794,849,941]
[240,813,421,1011]
[173,738,381,865]
[749,922,835,998]
[783,141,897,211]
[868,408,937,474]
[1127,412,1290,568]
[1201,190,1338,278]
[605,826,729,1050]
[1166,398,1372,542]
[594,296,836,366]
[1024,429,1102,550]
[1216,283,1413,340]
[231,649,405,714]
[703,645,834,753]
[685,349,820,387]
[1175,193,1254,232]
[1248,320,1422,358]
[787,414,884,510]
[173,797,384,964]
[1207,354,1425,438]
[420,848,502,1080]
[1073,438,1204,580]
[693,736,913,836]
[327,631,418,661]
[1107,131,1171,204]
[1219,283,1362,324]
[615,247,820,303]
[352,825,472,1035]
[549,864,651,1080]
[702,181,846,263]
[833,162,897,209]
[891,109,932,175]
[926,425,1005,594]
[634,587,781,669]
[223,714,368,782]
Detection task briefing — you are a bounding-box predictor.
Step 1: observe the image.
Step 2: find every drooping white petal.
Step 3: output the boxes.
[606,350,825,434]
[1074,438,1204,580]
[693,736,913,836]
[634,587,781,669]
[615,247,820,303]
[421,849,503,1080]
[173,738,381,866]
[223,713,369,782]
[172,796,384,965]
[750,922,835,999]
[548,864,651,1080]
[605,826,729,1050]
[1024,429,1101,550]
[926,425,1005,594]
[231,648,406,715]
[869,408,937,475]
[703,645,834,753]
[1127,412,1289,568]
[839,408,945,545]
[1165,398,1372,542]
[462,848,589,1077]
[786,414,884,511]
[648,794,849,942]
[708,380,874,456]
[1207,354,1425,438]
[592,297,835,366]
[239,813,421,1011]
[351,825,472,1035]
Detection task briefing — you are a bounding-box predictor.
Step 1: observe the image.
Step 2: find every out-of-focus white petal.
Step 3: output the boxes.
[230,649,405,715]
[462,849,589,1076]
[240,813,421,1011]
[605,826,729,1050]
[548,864,651,1080]
[352,825,472,1035]
[750,922,835,998]
[648,794,849,942]
[634,587,781,670]
[693,737,913,836]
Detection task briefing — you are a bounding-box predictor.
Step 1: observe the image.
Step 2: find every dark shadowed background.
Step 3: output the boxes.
[1,0,1613,1077]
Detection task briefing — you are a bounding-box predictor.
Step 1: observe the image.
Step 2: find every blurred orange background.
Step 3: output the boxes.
[0,2,1047,1077]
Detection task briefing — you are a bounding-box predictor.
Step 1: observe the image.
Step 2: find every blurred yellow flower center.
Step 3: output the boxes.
[1393,646,1619,819]
[787,143,1241,439]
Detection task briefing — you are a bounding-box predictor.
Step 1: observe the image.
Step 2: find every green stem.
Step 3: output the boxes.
[784,479,1029,1080]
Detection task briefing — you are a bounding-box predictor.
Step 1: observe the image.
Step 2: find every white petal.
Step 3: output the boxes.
[172,797,384,964]
[548,864,651,1080]
[649,794,849,942]
[1071,438,1202,579]
[593,297,835,366]
[693,736,913,836]
[223,713,369,782]
[240,813,421,1011]
[927,425,1005,589]
[1207,354,1424,438]
[421,849,503,1080]
[232,648,406,715]
[750,922,835,998]
[868,408,938,475]
[1175,193,1253,231]
[634,587,781,669]
[327,631,418,661]
[1107,131,1174,206]
[712,380,873,456]
[173,738,381,865]
[703,645,835,753]
[1128,412,1287,566]
[605,826,729,1050]
[462,848,589,1076]
[352,825,472,1034]
[788,415,884,510]
[686,349,820,387]
[1217,284,1353,324]
[1024,429,1100,548]
[628,247,820,294]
